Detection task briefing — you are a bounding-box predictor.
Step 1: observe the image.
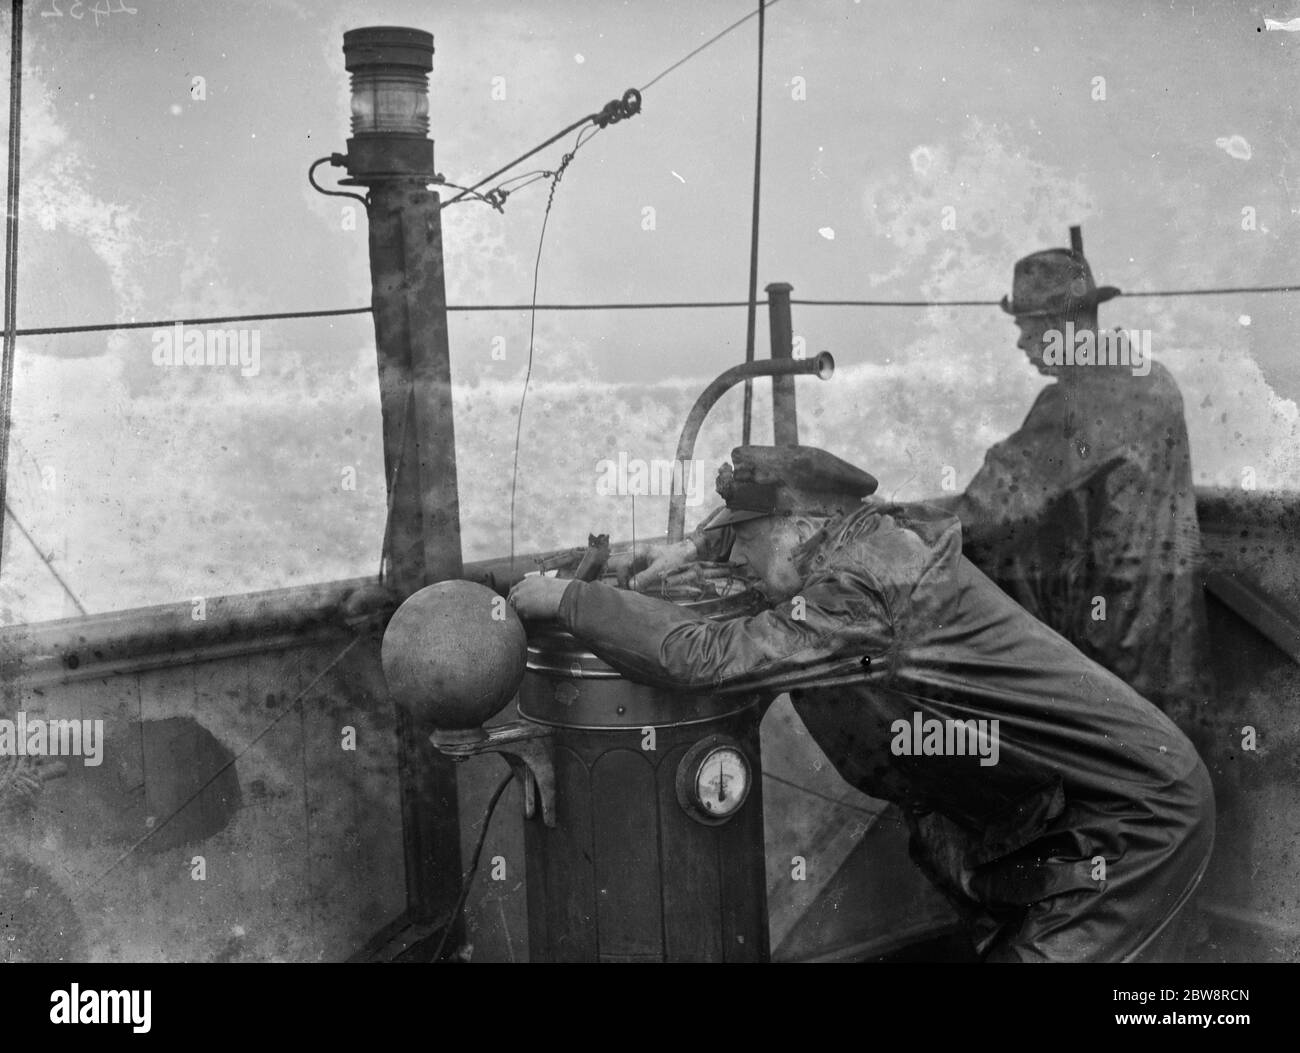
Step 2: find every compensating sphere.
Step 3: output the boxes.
[381,580,527,731]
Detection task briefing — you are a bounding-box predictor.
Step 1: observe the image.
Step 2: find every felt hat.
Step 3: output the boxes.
[999,247,1121,317]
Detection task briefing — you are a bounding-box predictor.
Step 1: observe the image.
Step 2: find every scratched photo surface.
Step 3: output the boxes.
[0,0,1295,966]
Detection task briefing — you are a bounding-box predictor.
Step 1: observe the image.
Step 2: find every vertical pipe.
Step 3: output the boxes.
[766,281,796,444]
[366,180,463,926]
[740,0,766,446]
[366,183,465,584]
[369,185,425,601]
[402,192,464,587]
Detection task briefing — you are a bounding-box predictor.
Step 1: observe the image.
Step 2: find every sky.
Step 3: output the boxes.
[1,0,1299,620]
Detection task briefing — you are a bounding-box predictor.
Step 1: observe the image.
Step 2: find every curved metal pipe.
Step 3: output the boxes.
[667,352,835,543]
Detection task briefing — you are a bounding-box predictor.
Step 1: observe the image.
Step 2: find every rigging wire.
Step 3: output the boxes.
[377,389,414,585]
[639,0,783,92]
[443,0,779,210]
[0,437,87,614]
[741,0,767,446]
[442,113,598,209]
[2,503,87,616]
[443,95,631,209]
[430,178,500,211]
[1112,283,1300,299]
[12,283,1300,339]
[494,169,553,192]
[90,634,365,887]
[18,305,374,337]
[430,770,514,963]
[0,0,24,582]
[508,125,602,578]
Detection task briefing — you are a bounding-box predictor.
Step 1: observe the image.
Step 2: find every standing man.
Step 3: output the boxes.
[949,245,1214,745]
[510,446,1215,962]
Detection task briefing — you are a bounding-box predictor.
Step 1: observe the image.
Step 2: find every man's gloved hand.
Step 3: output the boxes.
[606,538,699,590]
[508,576,572,620]
[633,538,699,590]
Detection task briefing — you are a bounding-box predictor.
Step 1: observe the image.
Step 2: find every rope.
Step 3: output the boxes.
[0,0,25,581]
[741,0,766,447]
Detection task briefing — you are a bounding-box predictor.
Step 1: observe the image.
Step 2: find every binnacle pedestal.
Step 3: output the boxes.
[516,627,771,962]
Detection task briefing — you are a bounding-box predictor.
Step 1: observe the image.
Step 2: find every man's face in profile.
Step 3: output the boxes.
[1014,314,1061,376]
[729,515,807,603]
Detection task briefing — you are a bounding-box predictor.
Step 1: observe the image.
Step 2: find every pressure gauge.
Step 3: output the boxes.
[676,735,752,825]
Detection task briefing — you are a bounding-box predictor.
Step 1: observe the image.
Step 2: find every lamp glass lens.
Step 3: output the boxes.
[351,72,429,135]
[350,85,376,131]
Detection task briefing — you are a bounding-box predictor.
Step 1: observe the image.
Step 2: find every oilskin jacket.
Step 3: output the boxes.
[558,499,1214,960]
[951,360,1213,733]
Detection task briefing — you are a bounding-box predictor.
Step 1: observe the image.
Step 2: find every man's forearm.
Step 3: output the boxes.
[558,571,892,694]
[558,579,730,690]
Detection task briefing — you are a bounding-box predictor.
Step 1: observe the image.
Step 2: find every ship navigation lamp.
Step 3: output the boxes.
[341,26,436,182]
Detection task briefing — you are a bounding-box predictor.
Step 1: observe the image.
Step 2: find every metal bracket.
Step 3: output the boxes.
[432,721,558,827]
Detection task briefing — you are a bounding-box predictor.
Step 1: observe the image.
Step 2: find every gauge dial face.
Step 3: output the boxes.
[692,746,750,818]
